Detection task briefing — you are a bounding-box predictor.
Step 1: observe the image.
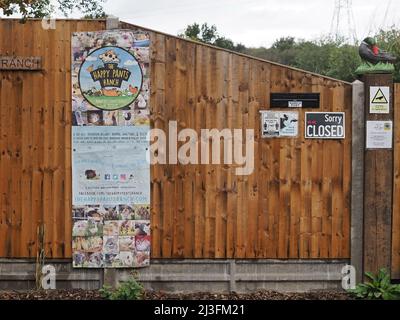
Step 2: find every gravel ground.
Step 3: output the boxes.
[0,289,352,300]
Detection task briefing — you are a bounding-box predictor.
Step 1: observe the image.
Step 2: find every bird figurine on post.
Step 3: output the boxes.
[355,37,397,75]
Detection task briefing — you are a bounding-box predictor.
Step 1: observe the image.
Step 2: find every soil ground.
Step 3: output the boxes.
[0,289,352,300]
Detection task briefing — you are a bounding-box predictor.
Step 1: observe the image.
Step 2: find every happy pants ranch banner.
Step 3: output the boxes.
[71,30,150,268]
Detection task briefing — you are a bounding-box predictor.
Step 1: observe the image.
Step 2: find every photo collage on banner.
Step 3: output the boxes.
[71,30,150,268]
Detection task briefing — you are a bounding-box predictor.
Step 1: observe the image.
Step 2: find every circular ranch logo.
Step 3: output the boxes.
[78,46,143,111]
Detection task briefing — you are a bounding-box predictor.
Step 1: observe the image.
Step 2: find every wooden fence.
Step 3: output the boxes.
[0,19,352,259]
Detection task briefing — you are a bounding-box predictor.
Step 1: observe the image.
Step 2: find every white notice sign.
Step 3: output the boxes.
[260,111,299,138]
[366,121,393,149]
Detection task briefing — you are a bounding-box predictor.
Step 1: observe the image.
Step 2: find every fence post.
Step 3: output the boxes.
[362,73,394,279]
[351,80,365,283]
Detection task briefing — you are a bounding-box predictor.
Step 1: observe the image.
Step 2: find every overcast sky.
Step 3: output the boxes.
[101,0,400,47]
[1,0,399,47]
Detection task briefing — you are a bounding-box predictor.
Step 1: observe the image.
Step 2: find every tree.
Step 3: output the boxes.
[0,0,106,18]
[266,37,299,66]
[179,22,243,52]
[271,37,296,51]
[327,43,361,82]
[244,37,361,82]
[375,27,400,82]
[179,23,400,82]
[294,40,336,76]
[181,22,202,41]
[200,23,217,43]
[214,36,235,51]
[180,23,216,43]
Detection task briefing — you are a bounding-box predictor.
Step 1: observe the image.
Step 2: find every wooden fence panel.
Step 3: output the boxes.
[146,34,352,259]
[0,20,106,259]
[0,19,352,259]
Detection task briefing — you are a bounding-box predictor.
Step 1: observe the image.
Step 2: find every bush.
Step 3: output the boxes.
[100,277,144,300]
[348,268,400,300]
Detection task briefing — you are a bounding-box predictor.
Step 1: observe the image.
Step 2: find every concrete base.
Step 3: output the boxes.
[0,259,348,293]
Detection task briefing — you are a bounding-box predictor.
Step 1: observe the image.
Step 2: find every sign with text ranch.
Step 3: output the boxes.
[305,112,345,139]
[0,56,42,70]
[71,30,151,268]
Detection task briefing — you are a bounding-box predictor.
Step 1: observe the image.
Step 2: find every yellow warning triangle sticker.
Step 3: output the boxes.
[372,88,388,104]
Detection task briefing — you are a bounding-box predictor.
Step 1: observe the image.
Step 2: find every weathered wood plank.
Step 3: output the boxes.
[392,83,400,279]
[363,73,393,276]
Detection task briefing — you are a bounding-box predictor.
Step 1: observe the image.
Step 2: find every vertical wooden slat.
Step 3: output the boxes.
[193,44,206,258]
[225,53,237,258]
[150,32,166,258]
[204,47,217,257]
[246,60,259,258]
[161,36,177,258]
[214,49,228,258]
[342,85,352,258]
[182,40,196,258]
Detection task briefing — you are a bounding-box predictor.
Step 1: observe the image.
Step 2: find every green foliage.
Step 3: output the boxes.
[0,0,52,18]
[179,22,244,53]
[327,44,361,82]
[179,23,400,82]
[348,268,400,300]
[263,37,299,66]
[294,41,335,75]
[241,37,362,81]
[214,36,235,51]
[0,0,106,18]
[375,27,400,82]
[200,23,217,43]
[180,22,201,41]
[100,277,144,300]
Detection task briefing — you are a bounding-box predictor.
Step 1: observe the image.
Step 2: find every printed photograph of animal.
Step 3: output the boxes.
[103,111,118,126]
[128,84,139,95]
[87,110,103,125]
[102,88,121,97]
[99,49,120,64]
[84,169,98,180]
[119,251,134,266]
[88,252,103,267]
[119,236,135,251]
[103,236,119,254]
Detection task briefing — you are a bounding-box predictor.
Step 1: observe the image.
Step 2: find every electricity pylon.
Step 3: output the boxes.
[330,0,358,44]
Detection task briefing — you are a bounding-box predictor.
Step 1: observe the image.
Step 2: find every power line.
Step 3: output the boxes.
[381,0,392,28]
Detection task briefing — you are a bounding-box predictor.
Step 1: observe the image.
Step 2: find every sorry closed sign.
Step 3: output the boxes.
[305,112,345,139]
